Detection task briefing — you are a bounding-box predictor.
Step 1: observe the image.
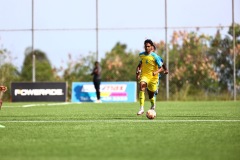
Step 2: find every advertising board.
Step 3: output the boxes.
[71,82,136,102]
[11,82,67,102]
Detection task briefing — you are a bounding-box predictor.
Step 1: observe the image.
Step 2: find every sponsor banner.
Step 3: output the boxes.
[71,82,137,102]
[11,82,67,102]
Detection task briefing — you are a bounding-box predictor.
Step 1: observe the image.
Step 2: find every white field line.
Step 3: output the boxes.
[22,102,74,108]
[3,102,80,108]
[0,120,240,123]
[0,124,5,128]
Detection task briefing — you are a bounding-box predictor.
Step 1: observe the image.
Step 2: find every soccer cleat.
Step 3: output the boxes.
[150,106,156,110]
[137,109,144,115]
[94,100,102,103]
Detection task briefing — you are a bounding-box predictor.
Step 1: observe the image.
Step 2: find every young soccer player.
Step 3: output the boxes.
[136,44,168,111]
[136,39,164,115]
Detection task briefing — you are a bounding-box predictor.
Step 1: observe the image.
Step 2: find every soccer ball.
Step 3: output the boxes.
[146,109,156,119]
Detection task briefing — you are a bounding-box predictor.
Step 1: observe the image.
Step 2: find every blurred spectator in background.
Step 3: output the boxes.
[91,61,102,103]
[0,85,7,110]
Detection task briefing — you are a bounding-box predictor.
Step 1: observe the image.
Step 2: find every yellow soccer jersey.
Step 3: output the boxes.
[139,52,163,79]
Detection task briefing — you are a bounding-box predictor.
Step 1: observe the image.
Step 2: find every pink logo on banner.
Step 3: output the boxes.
[110,92,127,96]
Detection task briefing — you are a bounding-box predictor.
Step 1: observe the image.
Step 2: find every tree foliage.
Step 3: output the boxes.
[154,31,218,99]
[0,45,20,101]
[63,53,95,82]
[62,52,96,100]
[209,24,240,92]
[153,25,240,100]
[21,49,55,81]
[1,23,239,101]
[101,42,139,81]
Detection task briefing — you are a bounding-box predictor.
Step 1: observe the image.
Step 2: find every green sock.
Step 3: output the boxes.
[150,96,155,107]
[139,91,145,107]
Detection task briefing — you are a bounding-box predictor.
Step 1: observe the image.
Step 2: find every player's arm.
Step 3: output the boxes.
[156,55,168,74]
[136,61,142,73]
[162,64,168,74]
[153,54,165,76]
[91,66,99,75]
[136,61,142,80]
[0,86,7,92]
[153,67,164,76]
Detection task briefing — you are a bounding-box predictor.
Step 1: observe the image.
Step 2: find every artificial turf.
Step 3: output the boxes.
[0,101,239,160]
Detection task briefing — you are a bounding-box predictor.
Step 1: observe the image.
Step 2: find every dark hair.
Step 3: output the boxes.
[144,39,154,46]
[153,44,156,50]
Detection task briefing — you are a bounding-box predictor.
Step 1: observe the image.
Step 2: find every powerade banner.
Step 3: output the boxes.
[11,82,67,102]
[71,82,137,102]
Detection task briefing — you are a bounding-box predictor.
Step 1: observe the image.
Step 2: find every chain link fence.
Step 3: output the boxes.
[0,0,239,100]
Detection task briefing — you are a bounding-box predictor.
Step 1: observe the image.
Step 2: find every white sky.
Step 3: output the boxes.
[0,0,240,71]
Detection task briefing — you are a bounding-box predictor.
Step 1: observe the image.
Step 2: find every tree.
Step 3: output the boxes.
[62,52,96,100]
[101,42,139,81]
[63,52,95,82]
[158,31,219,100]
[21,48,55,81]
[228,23,240,38]
[0,44,20,101]
[209,24,240,93]
[229,23,240,91]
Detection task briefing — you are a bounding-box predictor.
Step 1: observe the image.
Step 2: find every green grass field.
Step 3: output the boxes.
[0,101,240,160]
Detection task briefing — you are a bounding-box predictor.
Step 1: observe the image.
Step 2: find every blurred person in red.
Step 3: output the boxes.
[0,85,7,110]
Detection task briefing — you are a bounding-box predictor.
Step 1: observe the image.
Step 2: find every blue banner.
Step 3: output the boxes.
[71,81,137,102]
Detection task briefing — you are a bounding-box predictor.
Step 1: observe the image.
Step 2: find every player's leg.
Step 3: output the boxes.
[150,79,160,109]
[96,80,101,101]
[137,82,147,115]
[147,89,156,110]
[154,78,160,96]
[93,80,101,103]
[137,79,148,115]
[148,80,158,110]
